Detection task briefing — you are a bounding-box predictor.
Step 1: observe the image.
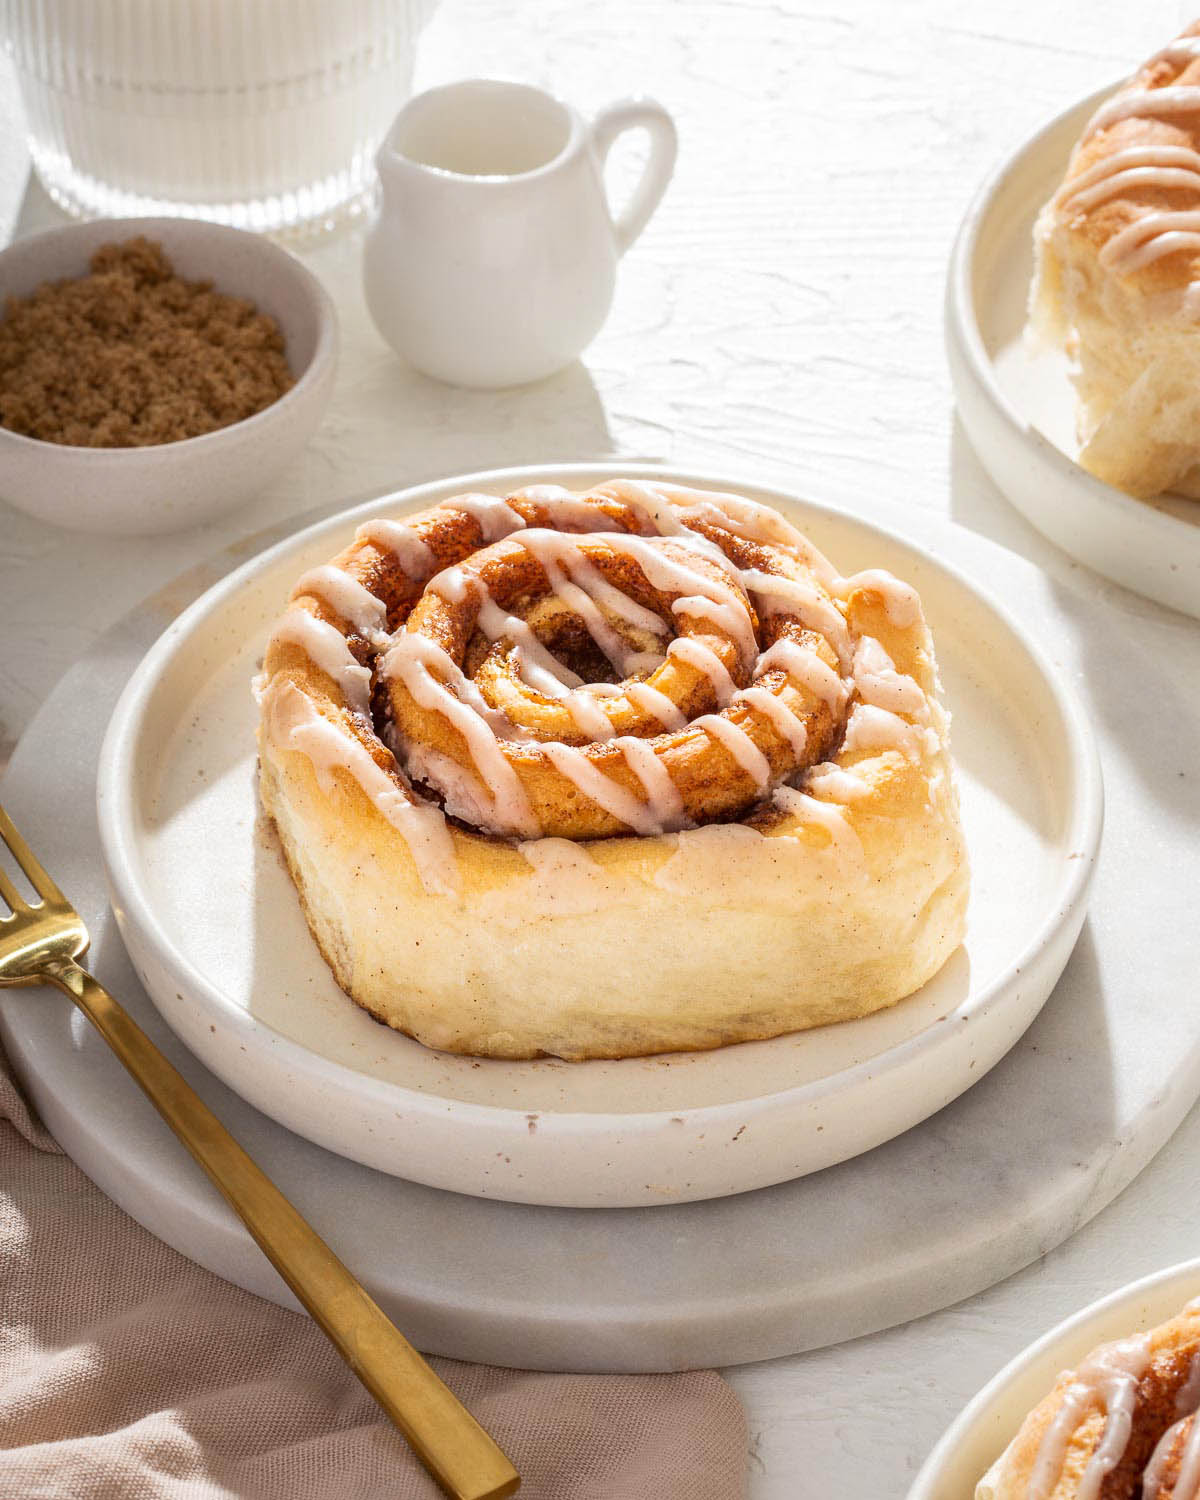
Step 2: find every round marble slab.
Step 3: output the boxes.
[3,481,1198,1374]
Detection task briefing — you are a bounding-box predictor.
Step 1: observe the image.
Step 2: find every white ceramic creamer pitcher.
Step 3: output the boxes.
[363,78,677,387]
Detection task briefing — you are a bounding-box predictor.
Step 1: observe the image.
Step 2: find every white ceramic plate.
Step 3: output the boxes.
[946,86,1200,620]
[910,1258,1200,1500]
[96,463,1101,1209]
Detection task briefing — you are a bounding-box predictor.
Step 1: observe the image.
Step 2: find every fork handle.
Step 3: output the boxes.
[43,957,520,1500]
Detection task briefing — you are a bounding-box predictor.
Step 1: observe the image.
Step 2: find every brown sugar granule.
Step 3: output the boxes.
[0,236,295,447]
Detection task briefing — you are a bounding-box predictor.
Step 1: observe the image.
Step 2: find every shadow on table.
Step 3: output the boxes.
[947,420,1200,827]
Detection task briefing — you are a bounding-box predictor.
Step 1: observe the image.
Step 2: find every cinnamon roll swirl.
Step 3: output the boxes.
[1031,23,1200,498]
[979,1300,1200,1500]
[255,478,967,1060]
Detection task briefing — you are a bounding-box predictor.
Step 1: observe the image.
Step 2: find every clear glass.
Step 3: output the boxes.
[1,0,435,239]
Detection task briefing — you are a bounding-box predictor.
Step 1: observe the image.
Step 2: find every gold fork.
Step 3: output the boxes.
[0,801,519,1500]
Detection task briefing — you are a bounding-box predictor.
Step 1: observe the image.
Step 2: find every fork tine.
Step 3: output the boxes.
[0,802,67,908]
[0,856,26,915]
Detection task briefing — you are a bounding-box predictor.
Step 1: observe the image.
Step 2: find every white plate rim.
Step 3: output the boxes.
[945,81,1200,617]
[95,461,1103,1142]
[908,1256,1200,1500]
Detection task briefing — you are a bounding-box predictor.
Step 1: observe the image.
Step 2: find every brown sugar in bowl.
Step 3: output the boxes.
[0,218,337,535]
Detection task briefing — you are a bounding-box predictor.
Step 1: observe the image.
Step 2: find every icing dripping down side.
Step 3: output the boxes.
[262,679,458,896]
[292,564,390,644]
[269,609,372,716]
[1026,1334,1151,1500]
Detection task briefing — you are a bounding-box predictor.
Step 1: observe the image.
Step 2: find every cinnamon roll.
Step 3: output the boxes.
[979,1300,1200,1500]
[255,478,968,1060]
[1030,23,1200,499]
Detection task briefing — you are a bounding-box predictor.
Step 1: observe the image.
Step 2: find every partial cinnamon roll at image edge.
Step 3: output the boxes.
[255,478,968,1061]
[1030,22,1200,500]
[978,1301,1200,1500]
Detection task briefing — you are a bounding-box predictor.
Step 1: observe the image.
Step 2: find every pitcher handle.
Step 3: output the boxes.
[591,96,678,254]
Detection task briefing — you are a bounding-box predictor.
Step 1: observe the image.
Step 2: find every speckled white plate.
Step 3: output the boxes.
[910,1257,1200,1500]
[95,463,1100,1208]
[946,85,1200,620]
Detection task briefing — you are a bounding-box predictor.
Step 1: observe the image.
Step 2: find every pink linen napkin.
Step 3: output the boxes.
[0,1050,748,1499]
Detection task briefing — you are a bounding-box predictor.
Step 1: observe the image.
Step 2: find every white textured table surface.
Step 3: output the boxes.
[1,2,1198,1495]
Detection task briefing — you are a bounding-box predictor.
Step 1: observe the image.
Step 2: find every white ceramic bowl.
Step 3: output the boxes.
[946,85,1200,621]
[910,1257,1200,1500]
[0,217,337,535]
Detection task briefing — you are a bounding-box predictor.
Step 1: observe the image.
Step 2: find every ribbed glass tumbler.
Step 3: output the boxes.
[1,0,435,236]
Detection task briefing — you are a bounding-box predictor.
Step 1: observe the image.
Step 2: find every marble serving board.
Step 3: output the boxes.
[2,486,1198,1374]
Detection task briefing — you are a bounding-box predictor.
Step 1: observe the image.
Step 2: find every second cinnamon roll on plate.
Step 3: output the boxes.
[256,478,968,1061]
[946,28,1200,619]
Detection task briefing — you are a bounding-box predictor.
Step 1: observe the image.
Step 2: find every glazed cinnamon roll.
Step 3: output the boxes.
[979,1300,1200,1500]
[1031,23,1200,498]
[256,478,968,1060]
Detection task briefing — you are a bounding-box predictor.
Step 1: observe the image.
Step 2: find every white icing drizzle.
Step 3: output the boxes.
[514,836,610,915]
[834,568,923,628]
[1101,210,1200,273]
[508,647,616,742]
[1084,86,1200,141]
[381,633,539,835]
[1058,75,1200,274]
[560,693,618,741]
[754,638,847,708]
[840,702,927,760]
[613,735,688,829]
[667,636,738,705]
[429,563,623,740]
[735,684,809,758]
[1144,1415,1200,1500]
[601,479,841,587]
[1142,1350,1200,1500]
[1060,144,1200,200]
[596,530,756,661]
[263,679,457,895]
[356,518,436,579]
[475,593,581,689]
[268,609,372,716]
[772,785,863,858]
[740,567,852,661]
[1063,162,1200,214]
[514,531,666,678]
[599,478,697,538]
[672,593,756,666]
[1027,1333,1151,1500]
[1177,1352,1200,1418]
[514,485,621,532]
[516,834,598,871]
[804,762,873,802]
[429,570,615,741]
[852,636,929,720]
[622,680,689,731]
[691,713,771,790]
[277,481,936,853]
[438,492,527,543]
[428,565,474,605]
[400,739,502,828]
[540,741,677,836]
[547,545,671,640]
[291,565,389,644]
[677,490,836,573]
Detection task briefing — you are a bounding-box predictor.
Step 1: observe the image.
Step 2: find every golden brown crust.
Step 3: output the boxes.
[256,479,969,1060]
